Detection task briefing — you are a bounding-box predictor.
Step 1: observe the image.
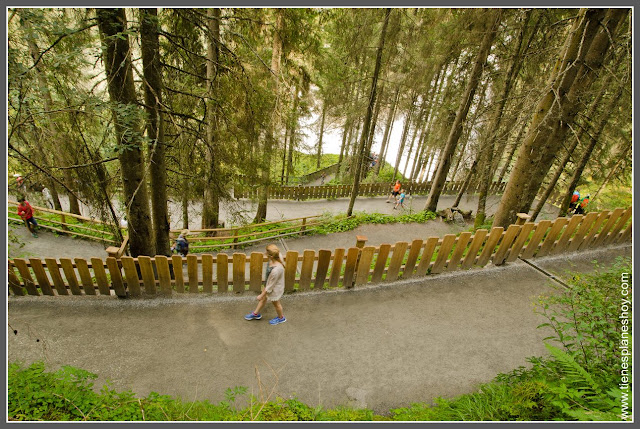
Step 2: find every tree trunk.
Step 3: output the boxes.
[347,9,391,217]
[558,84,624,216]
[453,159,478,208]
[530,75,611,221]
[316,102,326,169]
[493,8,625,228]
[181,188,189,230]
[280,126,288,184]
[424,9,501,213]
[475,14,528,227]
[496,118,527,184]
[97,8,154,257]
[254,9,284,223]
[286,114,296,182]
[403,101,426,178]
[26,29,80,215]
[376,87,399,175]
[450,76,489,183]
[392,93,417,180]
[365,83,384,158]
[202,8,221,230]
[141,8,170,255]
[409,123,429,180]
[337,117,349,175]
[285,84,299,183]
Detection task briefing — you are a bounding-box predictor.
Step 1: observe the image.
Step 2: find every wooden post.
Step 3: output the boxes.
[301,218,307,235]
[516,213,530,226]
[232,228,239,249]
[353,235,367,285]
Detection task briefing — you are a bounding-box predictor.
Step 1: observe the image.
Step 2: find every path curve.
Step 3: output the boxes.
[7,245,630,413]
[9,194,560,260]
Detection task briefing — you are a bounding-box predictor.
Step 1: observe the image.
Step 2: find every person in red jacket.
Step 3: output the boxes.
[17,197,38,237]
[386,180,402,203]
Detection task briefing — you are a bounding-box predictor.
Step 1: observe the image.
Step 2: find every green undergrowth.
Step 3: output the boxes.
[315,210,437,235]
[9,259,631,421]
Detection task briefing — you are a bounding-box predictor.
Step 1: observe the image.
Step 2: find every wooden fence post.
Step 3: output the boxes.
[8,264,24,296]
[342,247,360,288]
[314,249,332,290]
[284,250,298,292]
[232,253,246,293]
[329,248,345,288]
[299,250,315,291]
[216,253,228,293]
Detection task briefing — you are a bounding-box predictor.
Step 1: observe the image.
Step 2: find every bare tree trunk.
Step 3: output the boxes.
[496,118,527,184]
[141,7,170,255]
[424,9,501,213]
[409,124,428,180]
[365,83,384,158]
[181,189,189,230]
[97,8,154,257]
[286,84,299,183]
[475,13,528,227]
[453,159,478,207]
[280,126,288,184]
[393,92,417,180]
[347,9,391,216]
[450,76,489,183]
[255,9,284,223]
[202,8,221,230]
[316,102,326,169]
[376,87,399,175]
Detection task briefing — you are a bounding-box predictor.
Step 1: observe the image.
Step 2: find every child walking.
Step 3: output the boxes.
[393,189,406,210]
[17,196,38,238]
[245,244,287,325]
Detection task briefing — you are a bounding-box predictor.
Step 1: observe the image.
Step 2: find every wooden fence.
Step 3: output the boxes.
[234,180,508,200]
[171,215,324,251]
[7,207,631,298]
[8,200,122,245]
[9,200,324,253]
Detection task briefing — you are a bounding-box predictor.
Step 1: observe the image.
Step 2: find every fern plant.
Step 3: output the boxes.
[542,343,621,421]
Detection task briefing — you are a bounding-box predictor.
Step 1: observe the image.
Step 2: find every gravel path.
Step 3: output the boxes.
[9,193,559,261]
[8,245,630,414]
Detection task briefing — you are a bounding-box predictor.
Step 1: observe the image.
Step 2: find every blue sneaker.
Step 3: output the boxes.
[244,312,262,321]
[269,316,286,325]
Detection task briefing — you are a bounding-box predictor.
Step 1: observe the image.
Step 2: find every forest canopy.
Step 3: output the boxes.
[8,8,632,256]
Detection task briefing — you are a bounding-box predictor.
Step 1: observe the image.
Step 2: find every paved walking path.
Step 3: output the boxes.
[8,194,560,260]
[7,245,630,414]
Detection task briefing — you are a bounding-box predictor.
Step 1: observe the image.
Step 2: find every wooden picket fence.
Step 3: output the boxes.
[234,180,508,200]
[7,207,631,298]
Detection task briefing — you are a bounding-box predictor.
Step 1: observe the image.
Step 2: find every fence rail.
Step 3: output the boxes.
[8,207,631,298]
[173,215,324,251]
[234,180,508,200]
[8,200,122,245]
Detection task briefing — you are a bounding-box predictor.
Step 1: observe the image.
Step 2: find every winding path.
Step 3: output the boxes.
[9,193,622,414]
[8,236,629,413]
[9,194,560,260]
